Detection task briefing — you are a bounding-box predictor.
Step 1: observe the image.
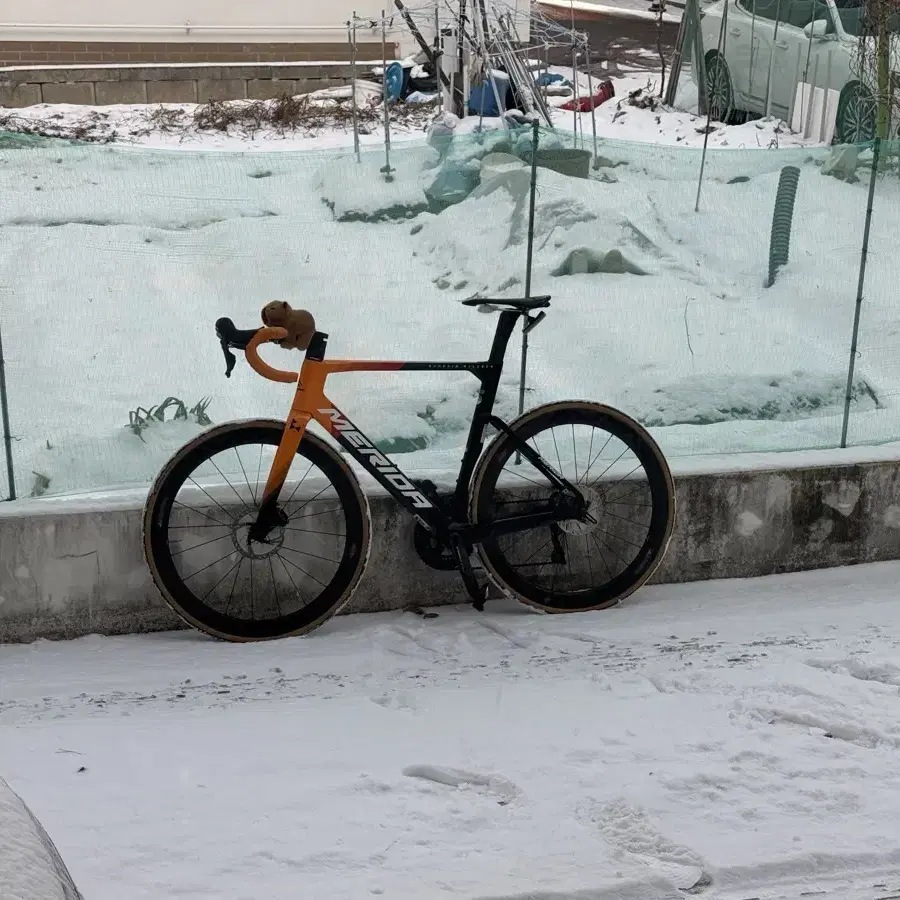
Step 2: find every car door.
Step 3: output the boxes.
[737,0,781,107]
[766,0,826,117]
[721,0,758,104]
[774,0,840,129]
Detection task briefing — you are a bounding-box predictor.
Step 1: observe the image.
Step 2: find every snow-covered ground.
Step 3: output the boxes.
[1,67,896,498]
[5,562,900,899]
[0,72,808,151]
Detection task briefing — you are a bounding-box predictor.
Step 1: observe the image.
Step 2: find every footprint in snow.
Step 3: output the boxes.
[576,797,712,893]
[402,764,519,806]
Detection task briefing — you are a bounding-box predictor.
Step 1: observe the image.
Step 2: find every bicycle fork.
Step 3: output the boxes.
[248,391,314,545]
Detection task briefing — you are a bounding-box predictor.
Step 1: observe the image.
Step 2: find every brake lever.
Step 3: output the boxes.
[215,317,238,378]
[220,338,237,378]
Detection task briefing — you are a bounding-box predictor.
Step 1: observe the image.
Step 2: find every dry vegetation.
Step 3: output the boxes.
[0,89,439,145]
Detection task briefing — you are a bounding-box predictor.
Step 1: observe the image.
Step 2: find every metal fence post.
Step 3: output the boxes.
[518,120,540,419]
[0,317,16,500]
[841,137,881,449]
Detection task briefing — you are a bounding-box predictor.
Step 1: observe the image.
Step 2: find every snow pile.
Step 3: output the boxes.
[1,133,898,497]
[0,777,84,900]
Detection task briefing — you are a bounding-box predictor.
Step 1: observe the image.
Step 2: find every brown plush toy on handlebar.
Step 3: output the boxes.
[260,301,316,351]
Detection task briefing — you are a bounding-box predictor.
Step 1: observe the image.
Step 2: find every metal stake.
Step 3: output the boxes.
[0,317,16,500]
[763,0,782,117]
[695,0,728,212]
[434,2,444,114]
[818,49,832,143]
[349,15,361,162]
[381,9,394,178]
[519,121,540,421]
[841,138,881,448]
[585,41,599,164]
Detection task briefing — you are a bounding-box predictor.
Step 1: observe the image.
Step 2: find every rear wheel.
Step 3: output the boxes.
[469,401,675,613]
[143,420,370,642]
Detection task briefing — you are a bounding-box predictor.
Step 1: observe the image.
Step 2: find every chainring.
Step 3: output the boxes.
[413,521,459,571]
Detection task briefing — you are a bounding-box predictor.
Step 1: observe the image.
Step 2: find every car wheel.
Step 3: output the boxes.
[705,51,737,124]
[835,80,876,144]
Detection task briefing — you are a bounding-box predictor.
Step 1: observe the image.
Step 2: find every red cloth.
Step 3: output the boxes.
[560,80,615,112]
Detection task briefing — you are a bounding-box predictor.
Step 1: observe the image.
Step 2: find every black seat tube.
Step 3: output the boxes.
[487,310,523,367]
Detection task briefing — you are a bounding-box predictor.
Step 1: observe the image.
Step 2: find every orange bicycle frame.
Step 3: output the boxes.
[243,314,573,542]
[247,327,446,522]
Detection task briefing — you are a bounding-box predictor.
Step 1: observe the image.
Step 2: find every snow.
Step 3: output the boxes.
[538,0,682,25]
[1,67,897,499]
[5,562,900,898]
[0,777,84,900]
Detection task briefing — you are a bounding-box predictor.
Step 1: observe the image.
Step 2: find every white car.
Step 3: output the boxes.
[699,0,889,142]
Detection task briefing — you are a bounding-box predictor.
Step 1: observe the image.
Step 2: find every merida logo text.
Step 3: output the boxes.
[318,408,433,509]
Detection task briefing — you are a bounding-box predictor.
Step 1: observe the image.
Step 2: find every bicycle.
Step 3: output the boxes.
[143,295,676,642]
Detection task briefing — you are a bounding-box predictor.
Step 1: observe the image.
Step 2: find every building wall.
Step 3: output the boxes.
[0,1,530,75]
[0,0,407,64]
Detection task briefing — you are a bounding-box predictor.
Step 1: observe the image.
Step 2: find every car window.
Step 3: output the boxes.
[780,0,816,28]
[833,0,900,35]
[737,0,780,22]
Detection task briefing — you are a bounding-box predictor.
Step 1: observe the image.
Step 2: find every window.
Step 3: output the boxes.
[737,0,781,22]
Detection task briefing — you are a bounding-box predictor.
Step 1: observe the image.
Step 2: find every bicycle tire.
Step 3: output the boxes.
[469,401,675,613]
[143,419,371,642]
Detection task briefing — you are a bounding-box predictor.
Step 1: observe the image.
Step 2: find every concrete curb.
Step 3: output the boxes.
[2,456,900,642]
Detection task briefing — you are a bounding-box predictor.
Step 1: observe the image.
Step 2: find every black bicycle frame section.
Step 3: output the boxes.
[318,309,583,545]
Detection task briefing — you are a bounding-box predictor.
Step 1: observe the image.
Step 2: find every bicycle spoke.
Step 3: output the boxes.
[172,500,230,530]
[286,483,333,519]
[280,554,329,589]
[583,533,595,588]
[208,457,251,514]
[201,558,243,604]
[268,557,283,619]
[284,526,346,538]
[171,533,231,558]
[586,533,617,578]
[551,427,564,479]
[279,545,341,565]
[282,460,315,508]
[590,531,632,568]
[187,477,235,522]
[580,432,613,484]
[598,505,651,530]
[571,424,578,484]
[183,548,239,582]
[276,552,311,606]
[223,558,243,617]
[291,507,345,522]
[235,446,257,505]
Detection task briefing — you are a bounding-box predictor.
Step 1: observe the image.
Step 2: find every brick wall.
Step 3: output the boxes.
[0,41,388,66]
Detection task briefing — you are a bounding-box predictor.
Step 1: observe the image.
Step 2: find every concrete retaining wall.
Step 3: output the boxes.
[0,61,386,107]
[3,455,900,642]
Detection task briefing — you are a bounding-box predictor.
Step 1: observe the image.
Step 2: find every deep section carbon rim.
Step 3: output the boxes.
[472,403,674,612]
[145,422,368,641]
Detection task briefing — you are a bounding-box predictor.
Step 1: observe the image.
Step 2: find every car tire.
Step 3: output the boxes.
[835,80,877,144]
[704,51,739,124]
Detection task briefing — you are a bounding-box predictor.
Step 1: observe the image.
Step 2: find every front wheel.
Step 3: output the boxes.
[143,419,371,642]
[835,80,877,144]
[469,401,675,613]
